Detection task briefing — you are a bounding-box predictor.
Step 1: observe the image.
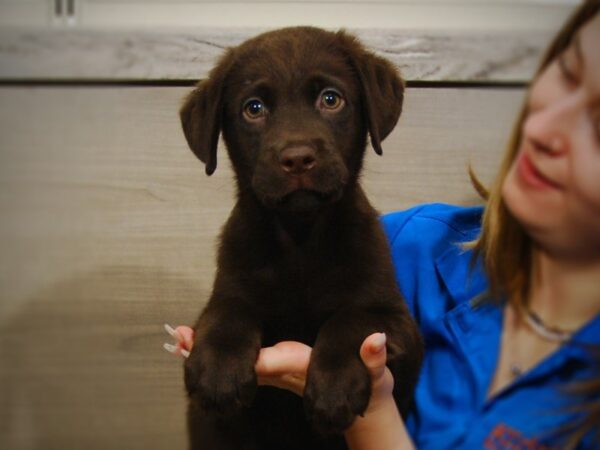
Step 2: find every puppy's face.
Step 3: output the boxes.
[181,27,405,213]
[223,31,365,211]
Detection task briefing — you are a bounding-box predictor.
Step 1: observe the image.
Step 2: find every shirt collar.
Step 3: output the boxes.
[567,314,600,358]
[434,236,488,307]
[435,235,600,362]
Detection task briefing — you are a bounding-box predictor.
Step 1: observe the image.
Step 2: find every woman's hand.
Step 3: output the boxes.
[344,333,415,450]
[163,324,193,358]
[253,340,312,396]
[164,324,311,395]
[163,324,390,400]
[164,324,413,449]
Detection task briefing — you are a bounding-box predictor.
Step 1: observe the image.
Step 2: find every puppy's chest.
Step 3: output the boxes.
[252,256,355,345]
[254,260,345,303]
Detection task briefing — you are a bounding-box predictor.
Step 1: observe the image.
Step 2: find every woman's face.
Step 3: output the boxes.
[502,13,600,261]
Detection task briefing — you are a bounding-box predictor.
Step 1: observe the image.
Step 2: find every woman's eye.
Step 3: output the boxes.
[243,98,266,120]
[318,89,344,111]
[558,53,579,86]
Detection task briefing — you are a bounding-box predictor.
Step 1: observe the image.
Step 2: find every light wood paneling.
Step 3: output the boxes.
[0,86,523,449]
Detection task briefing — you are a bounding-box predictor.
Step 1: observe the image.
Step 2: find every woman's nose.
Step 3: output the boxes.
[529,135,567,156]
[524,92,580,156]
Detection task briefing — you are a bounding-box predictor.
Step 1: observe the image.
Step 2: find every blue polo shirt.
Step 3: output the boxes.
[381,203,600,450]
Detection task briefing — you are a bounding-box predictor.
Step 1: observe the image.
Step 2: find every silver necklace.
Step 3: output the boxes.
[524,308,575,343]
[508,308,574,379]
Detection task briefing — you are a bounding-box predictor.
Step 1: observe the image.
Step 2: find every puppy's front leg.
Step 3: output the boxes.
[303,306,404,435]
[184,298,262,416]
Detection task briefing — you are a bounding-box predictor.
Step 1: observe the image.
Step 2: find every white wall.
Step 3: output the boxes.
[0,0,580,31]
[0,0,582,82]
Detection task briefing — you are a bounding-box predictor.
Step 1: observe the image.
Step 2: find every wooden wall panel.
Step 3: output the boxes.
[0,85,523,449]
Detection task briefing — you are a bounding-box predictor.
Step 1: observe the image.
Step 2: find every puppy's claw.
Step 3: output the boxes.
[181,349,190,358]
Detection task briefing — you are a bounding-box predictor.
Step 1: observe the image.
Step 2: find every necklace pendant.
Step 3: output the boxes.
[510,364,523,378]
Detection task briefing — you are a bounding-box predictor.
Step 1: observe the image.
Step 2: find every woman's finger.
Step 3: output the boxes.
[255,341,312,376]
[174,326,195,351]
[359,333,393,392]
[257,374,306,397]
[255,341,312,395]
[163,324,195,358]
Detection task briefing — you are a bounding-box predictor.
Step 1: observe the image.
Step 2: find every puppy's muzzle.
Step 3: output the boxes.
[251,138,348,210]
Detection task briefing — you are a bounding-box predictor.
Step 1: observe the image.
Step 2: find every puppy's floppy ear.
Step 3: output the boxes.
[339,32,405,155]
[179,51,234,175]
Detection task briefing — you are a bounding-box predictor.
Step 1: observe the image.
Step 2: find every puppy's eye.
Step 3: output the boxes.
[318,89,344,112]
[243,98,266,121]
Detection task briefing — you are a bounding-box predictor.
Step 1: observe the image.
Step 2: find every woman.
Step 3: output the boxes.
[165,1,600,448]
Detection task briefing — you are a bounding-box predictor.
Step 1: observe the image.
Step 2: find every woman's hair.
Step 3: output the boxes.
[471,2,600,448]
[473,0,600,305]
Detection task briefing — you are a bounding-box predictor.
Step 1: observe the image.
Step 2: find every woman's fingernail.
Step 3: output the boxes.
[163,343,177,354]
[164,323,180,339]
[371,333,386,353]
[180,349,190,358]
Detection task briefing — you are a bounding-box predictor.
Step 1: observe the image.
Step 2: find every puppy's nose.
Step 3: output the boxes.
[279,146,317,175]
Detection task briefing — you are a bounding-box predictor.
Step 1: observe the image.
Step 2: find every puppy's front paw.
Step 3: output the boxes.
[304,357,371,434]
[184,344,257,416]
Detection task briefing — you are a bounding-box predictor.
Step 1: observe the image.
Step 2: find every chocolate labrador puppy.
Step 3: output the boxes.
[180,26,423,450]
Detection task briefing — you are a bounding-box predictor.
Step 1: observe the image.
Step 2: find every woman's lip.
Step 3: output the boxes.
[517,152,563,190]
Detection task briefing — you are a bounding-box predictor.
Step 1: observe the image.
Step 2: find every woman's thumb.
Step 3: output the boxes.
[359,332,388,382]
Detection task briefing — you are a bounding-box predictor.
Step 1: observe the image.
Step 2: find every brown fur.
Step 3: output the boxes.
[180,26,423,450]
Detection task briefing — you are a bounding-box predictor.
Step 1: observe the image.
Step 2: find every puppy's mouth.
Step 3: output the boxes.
[278,188,338,212]
[253,175,345,212]
[286,174,314,191]
[257,183,342,212]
